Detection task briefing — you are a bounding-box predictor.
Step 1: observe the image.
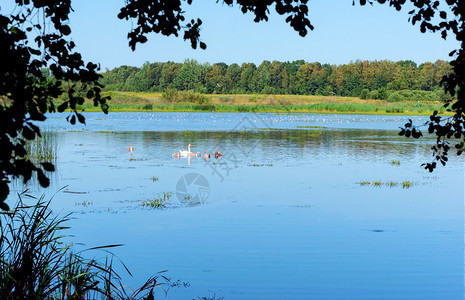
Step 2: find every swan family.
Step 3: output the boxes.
[172,144,222,159]
[127,143,221,160]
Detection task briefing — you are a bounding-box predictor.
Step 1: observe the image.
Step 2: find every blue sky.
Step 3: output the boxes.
[10,1,461,69]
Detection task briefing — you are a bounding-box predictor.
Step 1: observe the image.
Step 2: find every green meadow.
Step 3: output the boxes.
[76,91,447,115]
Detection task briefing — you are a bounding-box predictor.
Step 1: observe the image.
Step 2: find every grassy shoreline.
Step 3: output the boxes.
[77,91,447,116]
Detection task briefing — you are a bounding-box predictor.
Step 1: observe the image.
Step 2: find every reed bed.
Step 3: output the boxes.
[24,129,58,165]
[0,192,168,299]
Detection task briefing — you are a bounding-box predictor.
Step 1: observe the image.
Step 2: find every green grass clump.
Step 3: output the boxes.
[390,160,401,166]
[358,181,371,186]
[248,96,258,103]
[402,181,413,188]
[141,104,153,110]
[142,192,171,208]
[385,108,404,113]
[151,176,159,182]
[372,180,382,187]
[142,198,165,208]
[387,89,441,102]
[161,89,211,105]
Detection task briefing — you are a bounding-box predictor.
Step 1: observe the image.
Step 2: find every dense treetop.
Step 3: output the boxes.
[100,59,453,101]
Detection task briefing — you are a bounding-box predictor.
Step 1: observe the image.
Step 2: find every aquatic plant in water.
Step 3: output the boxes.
[357,180,414,189]
[75,200,93,207]
[142,192,171,208]
[24,129,58,164]
[387,181,399,188]
[142,198,166,208]
[402,181,413,189]
[129,158,146,161]
[358,181,371,186]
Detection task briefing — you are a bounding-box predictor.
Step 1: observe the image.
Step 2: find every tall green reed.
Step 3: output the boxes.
[24,128,58,165]
[0,191,168,299]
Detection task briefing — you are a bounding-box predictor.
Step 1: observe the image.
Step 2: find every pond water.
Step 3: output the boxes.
[11,112,464,299]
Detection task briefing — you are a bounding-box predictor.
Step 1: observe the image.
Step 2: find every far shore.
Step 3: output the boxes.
[74,91,448,116]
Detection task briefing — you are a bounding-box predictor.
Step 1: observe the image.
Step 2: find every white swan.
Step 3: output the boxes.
[179,144,192,156]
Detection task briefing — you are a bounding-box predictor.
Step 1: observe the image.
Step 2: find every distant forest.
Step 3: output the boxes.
[100,59,453,101]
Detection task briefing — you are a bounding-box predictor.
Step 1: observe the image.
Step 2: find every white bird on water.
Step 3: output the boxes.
[179,144,192,157]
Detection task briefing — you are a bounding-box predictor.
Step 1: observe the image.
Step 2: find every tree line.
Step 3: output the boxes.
[100,59,453,101]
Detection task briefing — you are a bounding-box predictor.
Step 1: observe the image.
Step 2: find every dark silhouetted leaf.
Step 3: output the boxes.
[86,89,94,99]
[41,162,55,172]
[77,113,86,124]
[405,130,411,138]
[101,103,109,114]
[61,25,71,35]
[57,102,68,112]
[0,201,9,211]
[0,182,9,202]
[22,126,35,140]
[37,169,50,188]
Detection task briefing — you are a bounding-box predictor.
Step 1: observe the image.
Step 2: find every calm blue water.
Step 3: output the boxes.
[43,111,430,131]
[11,112,464,299]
